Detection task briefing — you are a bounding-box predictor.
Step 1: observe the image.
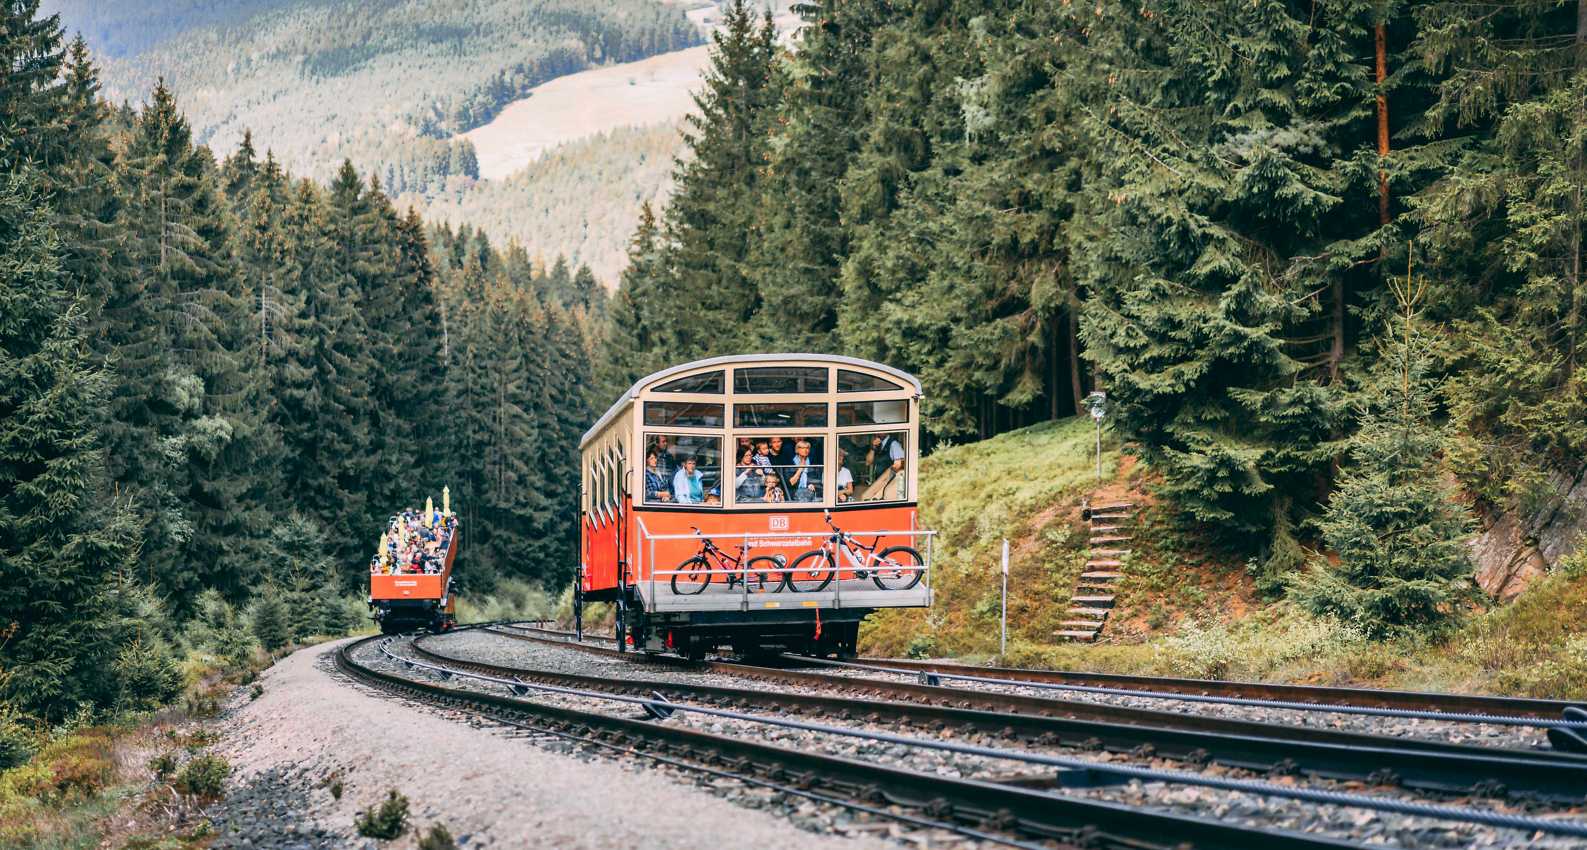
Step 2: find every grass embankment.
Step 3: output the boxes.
[861,417,1587,700]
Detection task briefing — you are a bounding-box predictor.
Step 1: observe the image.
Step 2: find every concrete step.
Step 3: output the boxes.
[1090,534,1133,544]
[1072,595,1116,605]
[1090,512,1132,521]
[1087,559,1125,568]
[1080,571,1123,580]
[1068,606,1113,617]
[1092,501,1135,511]
[1056,629,1099,641]
[1089,548,1131,557]
[1090,524,1129,533]
[1060,618,1105,628]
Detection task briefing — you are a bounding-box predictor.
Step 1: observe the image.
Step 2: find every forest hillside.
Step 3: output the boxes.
[601,0,1587,652]
[40,0,707,280]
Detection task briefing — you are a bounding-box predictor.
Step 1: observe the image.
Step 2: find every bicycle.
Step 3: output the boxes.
[670,527,787,596]
[783,510,924,593]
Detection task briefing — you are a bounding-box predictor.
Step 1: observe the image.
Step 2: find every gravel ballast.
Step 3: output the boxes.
[208,637,893,850]
[401,628,1587,850]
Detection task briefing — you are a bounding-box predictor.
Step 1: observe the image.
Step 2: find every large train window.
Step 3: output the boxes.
[731,436,826,505]
[642,433,722,507]
[837,431,908,503]
[837,369,903,393]
[734,402,828,428]
[654,370,723,394]
[837,399,908,426]
[734,366,828,394]
[644,401,724,428]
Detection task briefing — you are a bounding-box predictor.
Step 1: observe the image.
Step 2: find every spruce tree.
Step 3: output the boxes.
[0,168,139,719]
[1290,273,1474,637]
[661,0,782,356]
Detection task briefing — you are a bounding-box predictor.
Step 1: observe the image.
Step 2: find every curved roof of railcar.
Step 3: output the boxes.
[581,353,922,448]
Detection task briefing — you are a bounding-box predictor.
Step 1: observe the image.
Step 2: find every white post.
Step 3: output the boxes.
[1000,538,1009,657]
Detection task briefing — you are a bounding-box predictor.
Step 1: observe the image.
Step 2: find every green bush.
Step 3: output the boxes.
[419,823,457,850]
[250,592,291,652]
[0,704,37,770]
[147,751,177,781]
[356,789,410,839]
[113,638,183,712]
[174,754,230,798]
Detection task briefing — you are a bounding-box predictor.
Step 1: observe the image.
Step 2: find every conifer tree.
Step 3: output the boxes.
[661,0,782,355]
[0,167,139,719]
[599,202,674,399]
[1290,271,1474,637]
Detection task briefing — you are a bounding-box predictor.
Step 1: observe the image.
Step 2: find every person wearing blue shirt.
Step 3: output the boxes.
[673,455,704,504]
[787,439,821,502]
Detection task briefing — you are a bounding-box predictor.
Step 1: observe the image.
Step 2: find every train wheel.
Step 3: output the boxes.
[871,546,924,590]
[785,549,835,593]
[670,556,713,595]
[744,555,785,592]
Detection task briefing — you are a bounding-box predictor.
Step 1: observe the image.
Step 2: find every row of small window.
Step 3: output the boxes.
[645,399,908,430]
[641,431,909,507]
[654,367,903,395]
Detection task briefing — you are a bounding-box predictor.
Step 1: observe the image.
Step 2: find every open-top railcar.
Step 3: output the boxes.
[578,354,933,658]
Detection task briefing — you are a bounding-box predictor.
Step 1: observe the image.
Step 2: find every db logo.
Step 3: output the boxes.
[768,515,789,531]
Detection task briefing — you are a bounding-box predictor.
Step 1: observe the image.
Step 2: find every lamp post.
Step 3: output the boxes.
[1084,391,1107,484]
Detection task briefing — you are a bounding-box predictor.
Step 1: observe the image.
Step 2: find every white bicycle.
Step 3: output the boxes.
[783,510,924,593]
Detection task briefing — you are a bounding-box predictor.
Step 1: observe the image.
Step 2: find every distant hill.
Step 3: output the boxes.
[411,123,683,283]
[43,0,703,183]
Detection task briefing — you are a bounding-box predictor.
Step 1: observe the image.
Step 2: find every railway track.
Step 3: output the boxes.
[351,629,1587,849]
[463,627,1587,799]
[515,623,1578,720]
[338,631,1367,850]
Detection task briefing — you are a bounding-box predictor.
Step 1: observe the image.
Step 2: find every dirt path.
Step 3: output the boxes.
[211,638,892,849]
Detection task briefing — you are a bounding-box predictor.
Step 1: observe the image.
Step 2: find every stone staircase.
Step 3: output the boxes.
[1055,499,1135,642]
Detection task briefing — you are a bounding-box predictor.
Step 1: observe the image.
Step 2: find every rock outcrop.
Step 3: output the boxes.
[1468,466,1587,600]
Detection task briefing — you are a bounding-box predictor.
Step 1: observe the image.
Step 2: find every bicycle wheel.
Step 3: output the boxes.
[785,549,835,593]
[670,556,712,595]
[743,556,785,592]
[871,546,924,590]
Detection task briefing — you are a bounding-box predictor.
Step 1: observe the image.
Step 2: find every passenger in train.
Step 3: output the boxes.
[835,449,854,503]
[673,455,704,504]
[762,475,785,502]
[734,445,766,502]
[769,435,794,468]
[866,434,907,500]
[644,449,672,503]
[652,435,676,481]
[786,439,821,502]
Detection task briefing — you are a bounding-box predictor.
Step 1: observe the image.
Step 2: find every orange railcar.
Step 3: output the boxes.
[370,520,459,634]
[578,354,934,658]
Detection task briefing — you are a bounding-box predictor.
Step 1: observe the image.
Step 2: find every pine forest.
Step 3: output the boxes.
[7,0,1587,739]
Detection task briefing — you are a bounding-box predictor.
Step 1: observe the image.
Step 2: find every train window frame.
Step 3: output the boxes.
[733,401,829,429]
[725,433,829,508]
[733,366,829,395]
[644,400,725,429]
[653,370,724,394]
[642,432,724,508]
[836,399,909,427]
[835,430,910,504]
[837,369,904,393]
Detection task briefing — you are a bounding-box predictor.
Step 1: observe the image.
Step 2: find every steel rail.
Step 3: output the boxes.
[487,625,1587,764]
[799,656,1582,720]
[373,636,1587,841]
[796,657,1587,730]
[508,623,1580,721]
[334,634,1363,850]
[413,634,1587,802]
